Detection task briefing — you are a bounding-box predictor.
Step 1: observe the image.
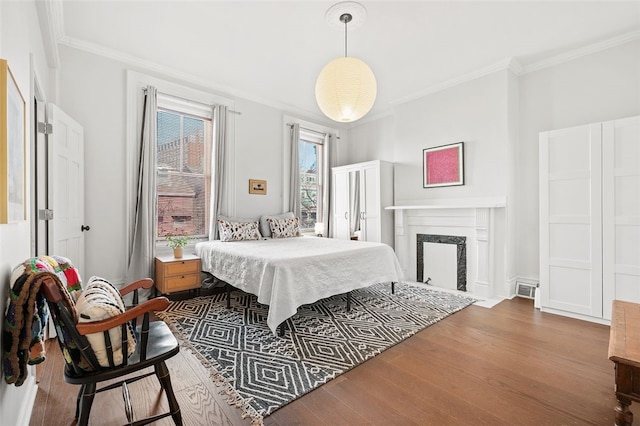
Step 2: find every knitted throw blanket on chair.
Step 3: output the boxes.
[2,256,81,386]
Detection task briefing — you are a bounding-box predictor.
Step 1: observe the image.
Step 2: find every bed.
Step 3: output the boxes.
[195,236,404,334]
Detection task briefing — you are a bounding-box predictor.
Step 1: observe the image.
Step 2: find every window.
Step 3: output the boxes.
[156,95,212,243]
[298,131,324,231]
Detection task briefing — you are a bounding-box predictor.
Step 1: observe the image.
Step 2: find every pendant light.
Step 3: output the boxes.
[315,2,377,123]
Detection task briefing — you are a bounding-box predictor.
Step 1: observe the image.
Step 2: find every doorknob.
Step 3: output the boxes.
[81,225,91,232]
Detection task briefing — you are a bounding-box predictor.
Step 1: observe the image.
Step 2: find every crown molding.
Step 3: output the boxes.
[389,57,521,107]
[522,30,640,74]
[58,35,332,124]
[35,0,64,69]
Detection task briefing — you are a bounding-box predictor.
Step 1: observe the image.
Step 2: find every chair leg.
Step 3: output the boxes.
[75,385,84,419]
[77,382,96,426]
[155,361,182,426]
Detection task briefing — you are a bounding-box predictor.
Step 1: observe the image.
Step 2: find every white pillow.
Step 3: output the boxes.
[260,212,295,237]
[268,216,302,238]
[75,277,136,367]
[218,218,262,242]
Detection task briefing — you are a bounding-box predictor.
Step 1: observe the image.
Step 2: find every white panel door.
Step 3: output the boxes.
[332,168,350,239]
[602,116,640,319]
[540,123,602,317]
[361,164,380,243]
[47,104,85,277]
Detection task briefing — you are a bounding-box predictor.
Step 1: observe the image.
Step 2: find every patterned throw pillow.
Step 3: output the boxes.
[259,212,295,238]
[75,277,136,367]
[267,217,301,238]
[218,219,262,242]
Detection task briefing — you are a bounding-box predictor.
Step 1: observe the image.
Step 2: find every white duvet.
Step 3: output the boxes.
[195,236,404,333]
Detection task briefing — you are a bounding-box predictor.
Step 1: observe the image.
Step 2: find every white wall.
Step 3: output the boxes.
[58,46,128,279]
[517,39,640,280]
[56,46,339,282]
[0,2,53,425]
[347,39,640,286]
[345,69,516,293]
[347,70,513,203]
[392,70,511,204]
[233,98,286,217]
[343,113,396,166]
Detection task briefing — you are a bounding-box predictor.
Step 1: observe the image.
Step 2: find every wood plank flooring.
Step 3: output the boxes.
[30,297,617,425]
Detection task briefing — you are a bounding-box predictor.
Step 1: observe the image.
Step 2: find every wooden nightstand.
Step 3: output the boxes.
[154,254,201,295]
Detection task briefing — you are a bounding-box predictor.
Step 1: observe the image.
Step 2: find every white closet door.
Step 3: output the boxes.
[540,123,602,317]
[332,168,350,239]
[602,116,640,319]
[361,164,380,243]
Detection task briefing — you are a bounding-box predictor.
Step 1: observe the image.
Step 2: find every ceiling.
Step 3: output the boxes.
[54,1,640,123]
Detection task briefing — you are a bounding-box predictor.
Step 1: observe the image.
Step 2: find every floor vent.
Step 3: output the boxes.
[516,282,538,299]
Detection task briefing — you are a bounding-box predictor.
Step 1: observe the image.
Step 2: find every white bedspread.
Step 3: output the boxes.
[195,236,404,333]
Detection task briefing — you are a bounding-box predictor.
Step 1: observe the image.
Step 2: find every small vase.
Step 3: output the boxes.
[173,247,183,258]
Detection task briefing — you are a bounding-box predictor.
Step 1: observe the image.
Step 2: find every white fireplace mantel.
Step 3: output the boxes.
[386,196,506,211]
[387,197,508,299]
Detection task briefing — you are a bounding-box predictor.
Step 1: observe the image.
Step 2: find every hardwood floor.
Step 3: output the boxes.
[30,297,616,425]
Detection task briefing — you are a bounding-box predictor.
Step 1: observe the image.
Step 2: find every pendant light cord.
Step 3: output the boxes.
[344,18,348,57]
[340,13,352,58]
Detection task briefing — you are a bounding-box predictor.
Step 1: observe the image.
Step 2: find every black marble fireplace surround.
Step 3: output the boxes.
[417,234,467,292]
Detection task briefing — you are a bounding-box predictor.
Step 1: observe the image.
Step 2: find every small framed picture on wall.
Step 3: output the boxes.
[423,142,464,188]
[249,179,267,195]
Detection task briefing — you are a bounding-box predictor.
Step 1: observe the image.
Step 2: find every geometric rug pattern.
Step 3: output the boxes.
[158,282,475,424]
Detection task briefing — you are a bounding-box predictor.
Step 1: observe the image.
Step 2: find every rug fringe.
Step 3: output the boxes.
[157,310,265,425]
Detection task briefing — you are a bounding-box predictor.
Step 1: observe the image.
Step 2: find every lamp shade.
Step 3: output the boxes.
[315,56,377,123]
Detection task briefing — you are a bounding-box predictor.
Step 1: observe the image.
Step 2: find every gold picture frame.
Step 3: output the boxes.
[0,59,26,223]
[249,179,267,195]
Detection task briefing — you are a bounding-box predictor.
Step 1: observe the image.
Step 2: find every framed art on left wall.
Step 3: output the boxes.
[0,59,26,223]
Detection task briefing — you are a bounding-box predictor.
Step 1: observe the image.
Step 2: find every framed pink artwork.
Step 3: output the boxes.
[423,142,464,188]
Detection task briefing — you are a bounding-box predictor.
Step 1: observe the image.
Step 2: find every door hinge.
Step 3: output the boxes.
[37,122,53,135]
[38,209,54,220]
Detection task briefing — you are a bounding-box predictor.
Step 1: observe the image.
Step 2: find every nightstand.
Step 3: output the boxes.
[154,254,201,295]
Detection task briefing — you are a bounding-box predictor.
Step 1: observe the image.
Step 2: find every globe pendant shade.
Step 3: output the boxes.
[315,56,377,123]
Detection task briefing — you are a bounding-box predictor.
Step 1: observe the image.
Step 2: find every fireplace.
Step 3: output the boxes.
[417,234,467,291]
[387,197,508,299]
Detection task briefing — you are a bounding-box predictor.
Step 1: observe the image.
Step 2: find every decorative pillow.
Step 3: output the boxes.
[259,212,295,237]
[218,219,262,242]
[268,217,301,238]
[75,277,136,367]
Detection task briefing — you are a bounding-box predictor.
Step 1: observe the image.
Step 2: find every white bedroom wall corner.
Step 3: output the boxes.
[518,38,640,284]
[505,66,520,297]
[1,1,54,424]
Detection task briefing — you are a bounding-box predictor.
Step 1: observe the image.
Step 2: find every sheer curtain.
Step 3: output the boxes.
[288,123,301,217]
[322,133,336,237]
[209,105,227,240]
[126,85,157,296]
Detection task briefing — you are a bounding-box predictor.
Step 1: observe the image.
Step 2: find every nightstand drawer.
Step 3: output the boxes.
[165,260,200,276]
[155,255,201,295]
[164,273,200,292]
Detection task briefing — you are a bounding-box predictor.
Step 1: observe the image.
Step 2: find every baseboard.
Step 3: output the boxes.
[540,307,611,326]
[14,374,38,426]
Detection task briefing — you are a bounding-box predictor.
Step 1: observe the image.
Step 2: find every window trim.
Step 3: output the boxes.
[126,71,235,258]
[282,115,339,234]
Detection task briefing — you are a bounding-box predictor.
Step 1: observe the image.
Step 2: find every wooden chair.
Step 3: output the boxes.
[39,276,182,426]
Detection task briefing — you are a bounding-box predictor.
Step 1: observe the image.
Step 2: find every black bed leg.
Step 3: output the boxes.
[226,284,231,309]
[391,282,396,294]
[346,292,351,311]
[278,322,286,337]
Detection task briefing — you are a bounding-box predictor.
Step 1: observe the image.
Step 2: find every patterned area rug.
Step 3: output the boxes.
[158,282,475,424]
